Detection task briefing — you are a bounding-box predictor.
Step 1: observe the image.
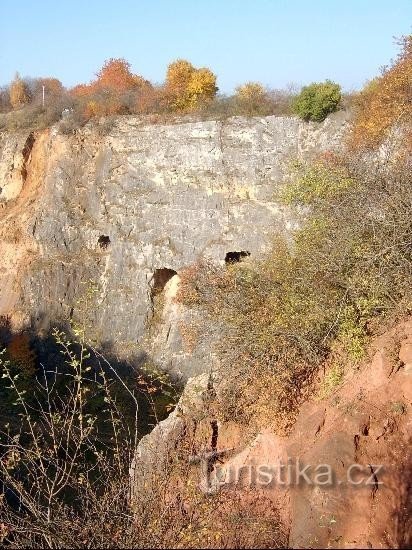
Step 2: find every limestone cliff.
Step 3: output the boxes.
[0,113,348,378]
[2,113,410,549]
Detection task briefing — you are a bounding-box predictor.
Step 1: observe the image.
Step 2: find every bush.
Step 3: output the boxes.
[234,82,274,116]
[0,319,181,547]
[350,35,412,151]
[178,152,412,433]
[292,80,341,122]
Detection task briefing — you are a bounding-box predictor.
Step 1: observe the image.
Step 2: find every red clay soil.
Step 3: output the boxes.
[210,319,412,548]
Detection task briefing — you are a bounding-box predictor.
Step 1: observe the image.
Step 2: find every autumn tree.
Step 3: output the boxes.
[95,58,149,93]
[165,59,195,105]
[9,72,31,109]
[0,332,37,408]
[26,77,65,111]
[71,58,152,117]
[6,333,36,379]
[350,35,412,151]
[187,68,218,107]
[165,59,218,111]
[35,77,64,96]
[134,85,164,114]
[234,82,273,116]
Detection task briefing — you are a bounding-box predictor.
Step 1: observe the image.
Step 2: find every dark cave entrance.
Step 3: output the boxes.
[151,268,178,298]
[225,251,251,264]
[98,235,111,249]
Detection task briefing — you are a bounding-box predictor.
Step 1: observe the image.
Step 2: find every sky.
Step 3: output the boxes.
[1,0,411,93]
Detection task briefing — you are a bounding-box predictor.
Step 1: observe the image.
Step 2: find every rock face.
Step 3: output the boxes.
[0,113,348,377]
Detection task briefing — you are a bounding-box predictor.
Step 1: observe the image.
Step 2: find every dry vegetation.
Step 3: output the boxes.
[177,150,412,433]
[174,36,412,436]
[0,320,181,548]
[350,35,412,152]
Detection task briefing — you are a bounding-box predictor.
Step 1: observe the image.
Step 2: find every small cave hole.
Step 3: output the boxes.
[362,425,369,436]
[151,268,177,297]
[225,251,250,264]
[98,235,111,249]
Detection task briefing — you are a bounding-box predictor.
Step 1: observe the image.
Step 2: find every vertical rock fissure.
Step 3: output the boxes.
[21,132,36,182]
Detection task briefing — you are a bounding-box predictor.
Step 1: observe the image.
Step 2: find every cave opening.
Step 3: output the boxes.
[151,268,178,297]
[225,251,251,264]
[98,235,111,249]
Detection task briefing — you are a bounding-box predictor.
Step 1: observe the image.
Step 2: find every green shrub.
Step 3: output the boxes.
[292,80,341,122]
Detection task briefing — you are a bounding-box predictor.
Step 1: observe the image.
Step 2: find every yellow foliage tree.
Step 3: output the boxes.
[9,72,31,109]
[165,59,217,111]
[235,82,271,116]
[166,59,194,98]
[186,67,218,108]
[350,35,412,150]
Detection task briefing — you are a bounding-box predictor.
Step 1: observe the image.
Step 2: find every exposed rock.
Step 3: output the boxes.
[130,372,211,505]
[0,114,348,377]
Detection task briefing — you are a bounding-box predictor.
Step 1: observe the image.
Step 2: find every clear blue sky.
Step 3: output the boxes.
[1,0,411,93]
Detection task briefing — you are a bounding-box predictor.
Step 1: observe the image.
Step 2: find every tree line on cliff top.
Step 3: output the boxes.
[1,34,411,146]
[0,57,298,125]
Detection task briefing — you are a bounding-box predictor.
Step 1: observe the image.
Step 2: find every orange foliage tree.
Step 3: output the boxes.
[350,35,412,151]
[71,58,152,117]
[95,58,149,93]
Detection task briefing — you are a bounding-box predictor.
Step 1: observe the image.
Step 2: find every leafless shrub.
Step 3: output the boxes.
[0,319,183,548]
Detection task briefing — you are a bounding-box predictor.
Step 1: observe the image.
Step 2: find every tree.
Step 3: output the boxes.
[35,77,64,96]
[165,59,194,97]
[292,80,341,122]
[70,58,152,117]
[28,78,66,110]
[350,35,412,150]
[165,59,218,111]
[95,58,149,93]
[186,67,218,108]
[9,72,31,109]
[234,82,273,116]
[6,333,36,379]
